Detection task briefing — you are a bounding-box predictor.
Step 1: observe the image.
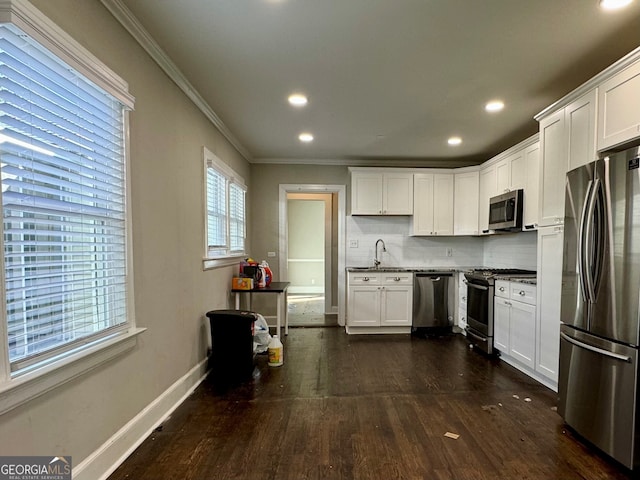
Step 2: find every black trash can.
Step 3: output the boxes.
[206,309,258,383]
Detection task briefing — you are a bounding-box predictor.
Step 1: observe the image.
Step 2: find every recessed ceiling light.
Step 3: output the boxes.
[448,137,462,146]
[288,94,308,107]
[485,100,505,112]
[600,0,633,10]
[299,132,314,142]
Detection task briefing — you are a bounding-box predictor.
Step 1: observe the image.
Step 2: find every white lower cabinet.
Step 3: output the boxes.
[493,297,511,352]
[509,300,536,369]
[347,271,413,333]
[380,286,413,326]
[348,285,381,327]
[535,225,563,387]
[493,280,539,376]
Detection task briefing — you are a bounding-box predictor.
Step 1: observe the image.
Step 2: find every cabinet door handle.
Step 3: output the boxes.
[519,290,525,296]
[499,287,505,292]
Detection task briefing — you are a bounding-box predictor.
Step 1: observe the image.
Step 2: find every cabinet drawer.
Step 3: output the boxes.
[348,273,381,285]
[381,273,413,285]
[510,283,536,305]
[495,280,510,299]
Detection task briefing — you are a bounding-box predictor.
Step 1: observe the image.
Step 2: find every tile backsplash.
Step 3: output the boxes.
[347,216,537,270]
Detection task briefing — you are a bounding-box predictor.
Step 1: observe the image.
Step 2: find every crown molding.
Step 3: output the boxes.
[251,157,483,168]
[100,0,252,161]
[535,45,640,121]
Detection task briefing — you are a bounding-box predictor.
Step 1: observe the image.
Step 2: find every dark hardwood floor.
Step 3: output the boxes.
[108,328,635,480]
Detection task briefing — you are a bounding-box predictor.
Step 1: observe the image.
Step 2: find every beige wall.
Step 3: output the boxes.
[249,164,348,313]
[0,0,250,465]
[249,164,349,279]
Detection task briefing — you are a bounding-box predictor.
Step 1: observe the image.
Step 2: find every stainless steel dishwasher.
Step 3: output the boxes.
[412,271,454,334]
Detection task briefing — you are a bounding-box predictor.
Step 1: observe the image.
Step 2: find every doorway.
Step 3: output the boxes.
[279,185,346,327]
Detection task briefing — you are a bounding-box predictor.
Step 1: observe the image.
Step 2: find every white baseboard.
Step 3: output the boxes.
[73,359,209,480]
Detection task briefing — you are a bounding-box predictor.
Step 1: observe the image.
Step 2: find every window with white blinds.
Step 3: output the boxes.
[204,148,246,259]
[229,183,245,253]
[0,23,132,373]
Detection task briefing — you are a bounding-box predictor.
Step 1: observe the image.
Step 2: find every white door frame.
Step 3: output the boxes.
[279,184,346,326]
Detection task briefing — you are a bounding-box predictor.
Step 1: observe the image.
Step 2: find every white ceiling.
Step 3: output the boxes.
[115,0,640,166]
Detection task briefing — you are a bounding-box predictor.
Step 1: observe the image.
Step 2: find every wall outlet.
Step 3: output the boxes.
[349,240,358,248]
[446,247,453,257]
[267,251,276,257]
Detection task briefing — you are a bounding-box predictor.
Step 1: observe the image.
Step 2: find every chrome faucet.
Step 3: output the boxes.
[374,238,386,268]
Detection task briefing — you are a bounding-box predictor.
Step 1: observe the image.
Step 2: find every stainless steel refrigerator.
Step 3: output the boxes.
[559,145,640,470]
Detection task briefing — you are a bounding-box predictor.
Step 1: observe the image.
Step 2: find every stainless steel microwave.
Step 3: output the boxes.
[488,189,523,231]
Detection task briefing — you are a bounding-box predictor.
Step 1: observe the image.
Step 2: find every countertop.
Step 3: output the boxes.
[346,266,458,273]
[498,276,537,285]
[346,266,538,284]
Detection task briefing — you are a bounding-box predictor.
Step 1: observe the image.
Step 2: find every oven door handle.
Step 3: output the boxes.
[466,329,488,342]
[466,283,489,291]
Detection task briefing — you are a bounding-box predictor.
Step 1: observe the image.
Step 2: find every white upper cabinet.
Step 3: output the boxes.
[567,89,597,171]
[411,173,453,236]
[351,171,382,214]
[505,150,525,190]
[495,158,511,194]
[535,48,640,228]
[479,164,497,234]
[598,59,640,152]
[411,174,434,235]
[508,141,541,230]
[537,89,597,227]
[350,169,413,215]
[522,143,540,229]
[453,170,479,236]
[538,108,568,227]
[383,172,415,214]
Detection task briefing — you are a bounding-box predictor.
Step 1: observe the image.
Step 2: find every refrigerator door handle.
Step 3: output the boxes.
[560,332,632,363]
[578,179,594,303]
[583,178,600,304]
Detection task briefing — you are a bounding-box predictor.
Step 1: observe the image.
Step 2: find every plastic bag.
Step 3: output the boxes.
[253,313,272,354]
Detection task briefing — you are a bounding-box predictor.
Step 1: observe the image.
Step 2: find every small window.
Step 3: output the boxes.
[0,22,134,374]
[204,148,246,259]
